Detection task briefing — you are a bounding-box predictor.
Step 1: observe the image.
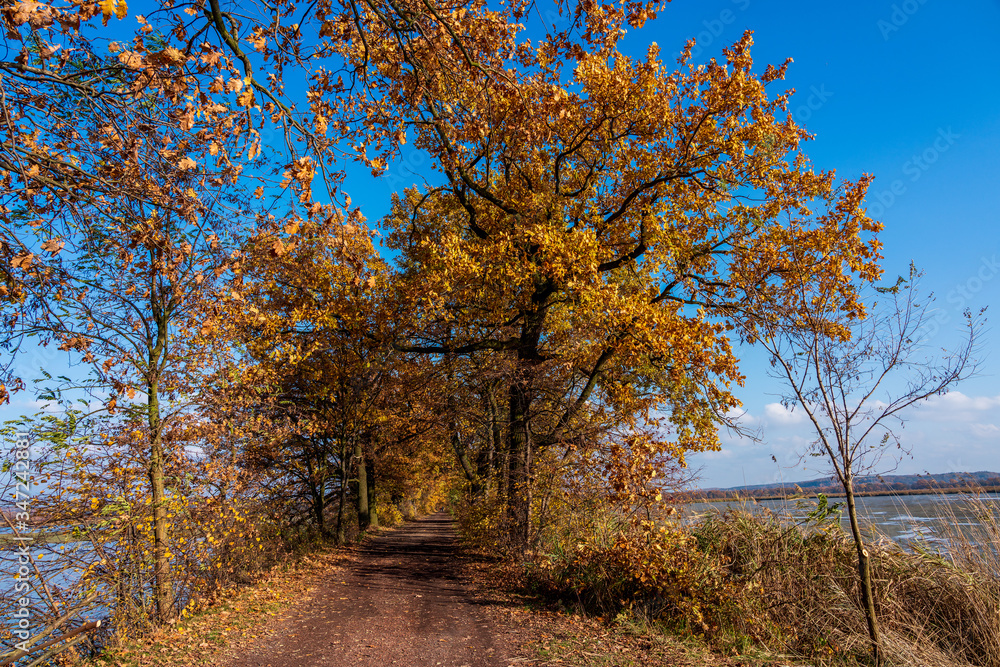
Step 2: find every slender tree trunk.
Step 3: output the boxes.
[335,444,347,544]
[147,375,174,620]
[367,455,378,529]
[355,439,370,531]
[444,346,481,499]
[306,456,326,535]
[507,380,532,551]
[316,488,326,535]
[845,477,881,666]
[476,386,498,486]
[494,386,510,508]
[451,417,481,499]
[504,291,549,552]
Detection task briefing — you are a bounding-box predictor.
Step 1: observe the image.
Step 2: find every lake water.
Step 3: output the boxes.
[682,492,1000,550]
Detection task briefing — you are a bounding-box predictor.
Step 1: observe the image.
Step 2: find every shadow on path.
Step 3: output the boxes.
[226,513,507,667]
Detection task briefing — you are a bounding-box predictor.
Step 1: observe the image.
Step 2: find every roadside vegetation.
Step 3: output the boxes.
[456,491,1000,667]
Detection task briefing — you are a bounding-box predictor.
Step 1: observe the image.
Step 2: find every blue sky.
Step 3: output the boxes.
[5,1,998,488]
[648,0,1000,487]
[344,0,1000,487]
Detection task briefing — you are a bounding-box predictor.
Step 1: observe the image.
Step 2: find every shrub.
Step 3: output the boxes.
[512,498,1000,666]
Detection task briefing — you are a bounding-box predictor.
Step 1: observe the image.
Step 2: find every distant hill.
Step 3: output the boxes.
[693,471,1000,500]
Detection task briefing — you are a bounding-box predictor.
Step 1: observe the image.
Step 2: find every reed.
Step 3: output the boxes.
[509,492,1000,666]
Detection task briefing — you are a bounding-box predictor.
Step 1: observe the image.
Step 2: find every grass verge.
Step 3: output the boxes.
[460,544,797,667]
[458,493,1000,667]
[77,541,355,666]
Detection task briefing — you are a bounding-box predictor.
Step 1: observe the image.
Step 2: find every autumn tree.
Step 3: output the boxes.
[0,0,892,632]
[225,219,433,541]
[0,0,342,619]
[0,0,345,397]
[0,45,258,615]
[364,12,882,547]
[756,265,981,666]
[7,191,254,620]
[0,0,492,642]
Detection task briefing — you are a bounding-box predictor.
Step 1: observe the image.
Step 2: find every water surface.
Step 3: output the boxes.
[683,492,1000,549]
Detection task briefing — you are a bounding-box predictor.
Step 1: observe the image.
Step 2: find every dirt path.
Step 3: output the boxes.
[225,513,511,667]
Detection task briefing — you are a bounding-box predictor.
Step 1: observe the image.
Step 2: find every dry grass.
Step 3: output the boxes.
[503,493,1000,667]
[695,500,1000,666]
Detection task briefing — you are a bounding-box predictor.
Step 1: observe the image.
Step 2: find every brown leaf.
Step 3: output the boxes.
[10,252,33,270]
[41,238,64,255]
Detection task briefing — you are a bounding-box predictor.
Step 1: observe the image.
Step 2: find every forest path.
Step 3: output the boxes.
[224,512,510,667]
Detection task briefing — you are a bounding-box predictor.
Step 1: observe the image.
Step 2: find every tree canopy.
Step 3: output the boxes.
[0,0,885,639]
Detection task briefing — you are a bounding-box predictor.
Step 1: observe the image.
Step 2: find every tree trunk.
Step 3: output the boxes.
[504,289,549,552]
[452,418,481,499]
[306,455,326,535]
[355,439,370,531]
[845,477,881,666]
[147,378,174,620]
[336,444,347,544]
[506,380,532,551]
[366,455,378,529]
[316,488,326,535]
[146,303,174,621]
[494,387,509,508]
[477,386,499,486]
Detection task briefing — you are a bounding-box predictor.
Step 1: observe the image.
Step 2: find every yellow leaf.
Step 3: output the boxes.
[100,0,127,24]
[10,252,33,270]
[100,0,115,22]
[237,89,255,108]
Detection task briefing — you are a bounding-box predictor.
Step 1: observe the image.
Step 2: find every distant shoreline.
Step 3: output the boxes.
[685,485,1000,503]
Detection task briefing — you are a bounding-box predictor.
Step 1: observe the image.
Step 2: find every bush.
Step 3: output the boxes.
[528,520,751,636]
[510,499,1000,666]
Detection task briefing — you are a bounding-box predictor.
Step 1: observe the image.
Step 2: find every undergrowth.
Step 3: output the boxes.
[461,494,1000,666]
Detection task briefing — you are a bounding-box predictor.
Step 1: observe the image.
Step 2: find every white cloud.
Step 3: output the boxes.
[698,448,736,460]
[917,391,1000,415]
[692,391,1000,488]
[723,406,758,426]
[5,396,60,415]
[763,402,807,426]
[970,423,1000,438]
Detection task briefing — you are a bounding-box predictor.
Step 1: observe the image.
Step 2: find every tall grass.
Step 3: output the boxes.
[500,492,1000,666]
